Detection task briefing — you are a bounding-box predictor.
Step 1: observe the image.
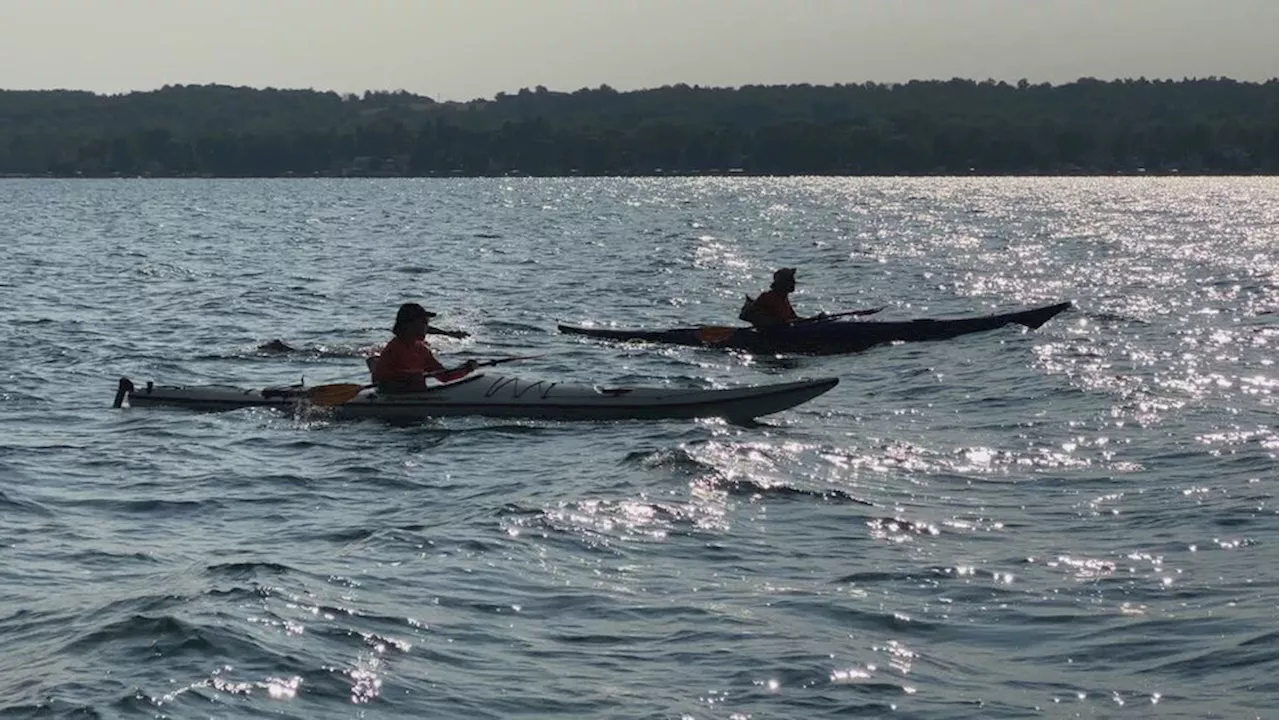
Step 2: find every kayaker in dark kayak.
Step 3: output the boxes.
[371,303,478,392]
[739,268,826,329]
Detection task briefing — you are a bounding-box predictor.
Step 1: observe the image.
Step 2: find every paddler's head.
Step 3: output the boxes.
[771,267,797,293]
[393,302,437,339]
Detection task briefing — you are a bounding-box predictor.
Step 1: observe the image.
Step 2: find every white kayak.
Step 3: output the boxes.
[112,373,839,422]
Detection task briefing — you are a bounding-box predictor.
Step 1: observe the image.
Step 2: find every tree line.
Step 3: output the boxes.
[0,77,1273,177]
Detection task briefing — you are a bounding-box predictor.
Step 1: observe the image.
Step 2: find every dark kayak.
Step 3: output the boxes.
[558,301,1072,355]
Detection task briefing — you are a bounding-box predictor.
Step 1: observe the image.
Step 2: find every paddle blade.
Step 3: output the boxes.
[308,383,367,407]
[808,307,886,323]
[480,354,542,367]
[696,326,737,344]
[846,306,886,318]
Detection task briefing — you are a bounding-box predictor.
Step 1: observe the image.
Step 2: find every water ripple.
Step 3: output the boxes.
[0,177,1273,719]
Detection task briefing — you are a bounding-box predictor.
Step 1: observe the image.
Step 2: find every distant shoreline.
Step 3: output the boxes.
[2,80,1274,177]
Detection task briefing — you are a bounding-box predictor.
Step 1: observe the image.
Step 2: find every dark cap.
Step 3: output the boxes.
[394,302,437,332]
[773,267,797,282]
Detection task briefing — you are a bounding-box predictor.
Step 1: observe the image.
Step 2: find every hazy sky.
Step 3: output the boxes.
[1,0,1274,100]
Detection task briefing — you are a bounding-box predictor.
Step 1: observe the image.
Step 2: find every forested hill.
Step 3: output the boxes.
[0,78,1274,177]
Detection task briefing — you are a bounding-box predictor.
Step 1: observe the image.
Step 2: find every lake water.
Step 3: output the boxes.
[1,177,1275,719]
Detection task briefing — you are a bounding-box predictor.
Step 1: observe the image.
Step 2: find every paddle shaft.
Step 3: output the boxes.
[426,325,469,339]
[420,353,541,381]
[309,354,540,406]
[801,306,886,323]
[694,306,885,344]
[699,306,882,337]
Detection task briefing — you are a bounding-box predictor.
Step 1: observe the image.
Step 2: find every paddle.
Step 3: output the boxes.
[695,306,886,344]
[797,306,887,324]
[308,355,541,407]
[427,325,469,339]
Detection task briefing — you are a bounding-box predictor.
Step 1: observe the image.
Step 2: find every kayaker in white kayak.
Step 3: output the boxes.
[739,268,827,329]
[371,303,478,392]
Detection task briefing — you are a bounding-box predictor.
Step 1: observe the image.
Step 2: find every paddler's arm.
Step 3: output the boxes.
[419,351,481,384]
[426,358,479,383]
[787,311,830,326]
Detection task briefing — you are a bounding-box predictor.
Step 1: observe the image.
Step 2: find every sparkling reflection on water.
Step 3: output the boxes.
[0,177,1274,719]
